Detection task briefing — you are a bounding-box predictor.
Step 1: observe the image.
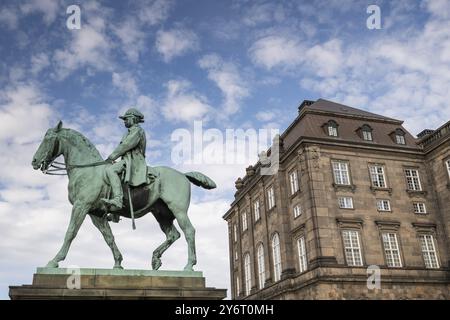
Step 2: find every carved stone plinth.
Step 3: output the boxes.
[9,268,227,300]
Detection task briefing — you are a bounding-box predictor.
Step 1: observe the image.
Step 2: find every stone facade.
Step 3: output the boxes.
[223,99,450,300]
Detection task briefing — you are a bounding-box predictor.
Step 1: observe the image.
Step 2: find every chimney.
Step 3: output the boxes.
[298,100,315,114]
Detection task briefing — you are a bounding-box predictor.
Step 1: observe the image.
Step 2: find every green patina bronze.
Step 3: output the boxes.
[31,110,216,272]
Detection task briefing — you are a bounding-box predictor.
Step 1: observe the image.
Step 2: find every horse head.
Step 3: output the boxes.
[32,120,63,172]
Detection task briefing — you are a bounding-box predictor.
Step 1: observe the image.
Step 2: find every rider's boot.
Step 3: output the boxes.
[101,171,124,211]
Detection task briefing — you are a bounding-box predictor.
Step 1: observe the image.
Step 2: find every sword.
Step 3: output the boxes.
[126,183,136,230]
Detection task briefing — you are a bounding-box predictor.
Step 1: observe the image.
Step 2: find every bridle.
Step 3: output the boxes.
[41,132,109,176]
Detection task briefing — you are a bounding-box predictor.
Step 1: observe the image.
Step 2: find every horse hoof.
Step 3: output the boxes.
[152,259,162,270]
[46,260,59,268]
[183,266,194,272]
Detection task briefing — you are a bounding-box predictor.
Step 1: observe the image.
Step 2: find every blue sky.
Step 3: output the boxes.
[1,0,450,299]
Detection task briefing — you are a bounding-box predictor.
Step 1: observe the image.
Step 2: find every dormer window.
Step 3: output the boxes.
[360,124,373,141]
[394,129,406,145]
[325,120,338,137]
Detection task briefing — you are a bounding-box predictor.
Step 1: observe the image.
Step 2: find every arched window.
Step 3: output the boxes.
[361,124,373,141]
[244,253,251,296]
[257,244,265,289]
[326,120,338,137]
[271,233,282,282]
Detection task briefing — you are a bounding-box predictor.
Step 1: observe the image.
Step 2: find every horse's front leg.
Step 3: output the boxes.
[46,202,89,268]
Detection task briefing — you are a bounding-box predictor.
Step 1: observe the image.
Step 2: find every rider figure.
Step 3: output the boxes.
[101,108,147,210]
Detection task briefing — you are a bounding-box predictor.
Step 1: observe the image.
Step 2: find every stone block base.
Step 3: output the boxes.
[9,268,227,300]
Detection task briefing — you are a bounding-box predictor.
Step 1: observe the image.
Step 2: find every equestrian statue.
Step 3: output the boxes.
[31,108,216,271]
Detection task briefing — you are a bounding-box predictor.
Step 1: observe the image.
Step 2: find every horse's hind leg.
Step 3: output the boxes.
[90,214,123,269]
[152,220,180,270]
[169,207,196,271]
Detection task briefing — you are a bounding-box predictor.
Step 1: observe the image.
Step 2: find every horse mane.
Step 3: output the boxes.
[60,128,103,160]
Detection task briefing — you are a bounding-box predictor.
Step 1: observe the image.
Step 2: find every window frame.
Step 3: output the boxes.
[413,202,427,214]
[241,211,248,232]
[326,120,339,137]
[369,164,387,188]
[289,169,299,195]
[271,233,282,282]
[376,199,391,212]
[253,200,261,222]
[338,196,354,209]
[404,168,422,191]
[256,243,265,290]
[381,232,403,268]
[293,204,303,218]
[418,234,440,269]
[297,236,308,273]
[341,229,364,267]
[331,160,351,186]
[267,186,276,210]
[243,253,252,296]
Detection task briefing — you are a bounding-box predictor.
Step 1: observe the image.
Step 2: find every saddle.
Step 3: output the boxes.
[103,167,159,222]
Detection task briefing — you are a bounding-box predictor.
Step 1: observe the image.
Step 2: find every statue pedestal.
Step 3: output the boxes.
[9,267,227,300]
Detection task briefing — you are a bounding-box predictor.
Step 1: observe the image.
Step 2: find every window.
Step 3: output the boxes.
[293,204,302,218]
[253,201,260,221]
[297,236,308,273]
[332,161,350,185]
[257,244,265,289]
[369,165,386,188]
[405,169,422,191]
[361,125,373,141]
[377,199,391,212]
[419,235,439,269]
[241,212,248,231]
[289,170,299,195]
[342,230,363,266]
[382,233,402,267]
[233,224,237,242]
[396,134,406,145]
[235,275,240,297]
[267,187,275,210]
[244,253,251,296]
[327,120,338,137]
[446,160,450,179]
[235,250,238,261]
[413,202,427,214]
[338,197,353,209]
[272,233,282,282]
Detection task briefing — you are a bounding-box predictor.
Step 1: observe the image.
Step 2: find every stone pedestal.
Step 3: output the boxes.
[9,267,227,300]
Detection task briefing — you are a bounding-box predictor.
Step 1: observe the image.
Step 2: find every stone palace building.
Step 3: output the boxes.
[223,99,450,299]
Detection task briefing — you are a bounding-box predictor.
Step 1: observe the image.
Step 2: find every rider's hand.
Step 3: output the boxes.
[106,156,114,164]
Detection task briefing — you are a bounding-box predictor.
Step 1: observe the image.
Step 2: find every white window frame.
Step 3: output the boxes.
[382,233,402,267]
[362,129,373,141]
[342,230,363,266]
[332,161,350,185]
[235,250,238,261]
[241,211,248,231]
[293,204,302,218]
[257,244,265,289]
[289,170,299,195]
[244,253,251,296]
[396,134,406,145]
[233,224,237,242]
[369,165,386,188]
[272,233,282,282]
[328,123,338,137]
[413,202,427,214]
[446,159,450,179]
[267,187,275,210]
[405,169,422,191]
[338,196,353,209]
[253,200,260,221]
[297,236,308,273]
[419,234,439,269]
[377,199,391,212]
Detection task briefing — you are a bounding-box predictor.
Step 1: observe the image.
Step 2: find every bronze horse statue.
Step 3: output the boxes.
[31,121,216,271]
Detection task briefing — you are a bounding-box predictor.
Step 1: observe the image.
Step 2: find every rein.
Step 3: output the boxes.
[44,160,110,176]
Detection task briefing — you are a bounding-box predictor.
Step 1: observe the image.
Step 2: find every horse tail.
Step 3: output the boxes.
[184,172,216,189]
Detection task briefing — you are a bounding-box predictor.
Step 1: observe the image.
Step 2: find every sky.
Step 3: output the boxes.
[0,0,450,300]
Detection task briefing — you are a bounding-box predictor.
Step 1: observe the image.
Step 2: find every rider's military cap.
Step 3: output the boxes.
[119,108,144,122]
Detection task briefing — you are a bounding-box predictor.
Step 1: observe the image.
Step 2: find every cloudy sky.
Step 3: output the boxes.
[1,0,450,299]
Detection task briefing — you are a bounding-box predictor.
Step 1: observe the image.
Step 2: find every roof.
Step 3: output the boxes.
[301,99,402,123]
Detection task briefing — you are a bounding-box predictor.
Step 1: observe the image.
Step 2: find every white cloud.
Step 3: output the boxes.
[20,0,60,25]
[255,110,276,122]
[112,19,147,63]
[155,28,199,62]
[0,7,19,29]
[30,53,50,75]
[423,0,450,19]
[138,0,173,26]
[112,72,139,97]
[249,35,305,69]
[161,79,211,123]
[198,54,249,116]
[305,39,343,77]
